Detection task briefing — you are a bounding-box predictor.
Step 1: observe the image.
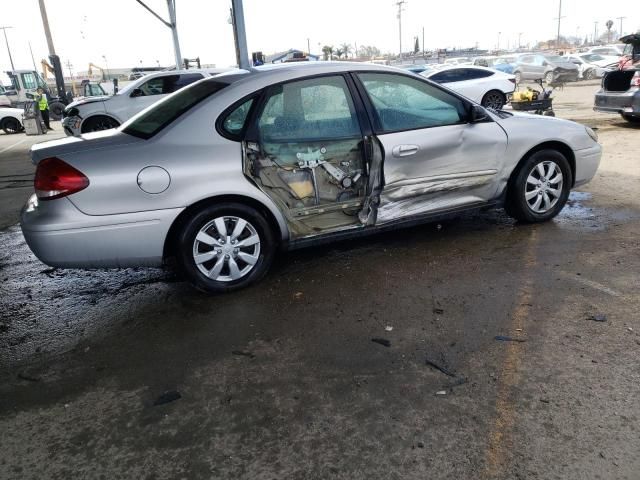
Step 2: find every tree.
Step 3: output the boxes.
[335,48,344,59]
[322,45,334,61]
[340,43,352,59]
[357,45,381,58]
[605,19,614,43]
[414,36,420,54]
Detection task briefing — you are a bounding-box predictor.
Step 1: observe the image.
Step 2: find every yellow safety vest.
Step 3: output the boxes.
[37,94,48,111]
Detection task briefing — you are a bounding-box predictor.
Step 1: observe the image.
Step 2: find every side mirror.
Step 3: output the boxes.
[129,88,144,98]
[25,92,35,100]
[470,105,490,122]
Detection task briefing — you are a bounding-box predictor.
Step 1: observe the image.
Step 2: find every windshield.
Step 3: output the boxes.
[545,55,565,62]
[122,79,228,139]
[581,54,604,62]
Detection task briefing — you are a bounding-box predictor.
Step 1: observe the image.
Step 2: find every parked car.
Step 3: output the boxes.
[444,57,472,66]
[21,62,602,293]
[513,54,579,84]
[587,44,626,57]
[473,56,517,74]
[61,68,229,136]
[0,84,11,107]
[420,65,516,109]
[564,54,615,80]
[594,34,640,124]
[0,107,24,134]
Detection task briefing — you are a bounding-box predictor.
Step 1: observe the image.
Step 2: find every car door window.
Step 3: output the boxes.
[532,56,545,66]
[358,72,466,132]
[459,68,494,80]
[171,73,205,93]
[258,75,360,141]
[139,76,170,96]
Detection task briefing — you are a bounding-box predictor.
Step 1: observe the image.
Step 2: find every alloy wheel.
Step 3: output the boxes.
[483,92,505,110]
[192,216,261,282]
[524,161,563,214]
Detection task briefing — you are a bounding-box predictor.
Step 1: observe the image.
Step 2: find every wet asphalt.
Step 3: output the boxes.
[1,95,640,479]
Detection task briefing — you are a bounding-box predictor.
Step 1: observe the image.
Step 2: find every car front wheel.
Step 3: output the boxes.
[506,150,572,223]
[621,114,640,124]
[1,117,22,134]
[81,115,120,133]
[545,71,555,84]
[176,203,276,293]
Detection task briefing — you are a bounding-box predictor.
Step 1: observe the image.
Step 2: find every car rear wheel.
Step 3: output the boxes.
[621,114,640,124]
[506,149,572,223]
[1,117,21,134]
[80,115,120,133]
[481,90,506,110]
[514,71,522,84]
[176,203,276,293]
[49,101,65,120]
[545,72,554,84]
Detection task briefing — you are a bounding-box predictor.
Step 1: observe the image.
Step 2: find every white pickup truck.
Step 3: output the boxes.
[62,68,228,136]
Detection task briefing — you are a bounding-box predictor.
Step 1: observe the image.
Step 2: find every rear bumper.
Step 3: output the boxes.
[593,88,640,115]
[574,143,602,188]
[20,194,183,268]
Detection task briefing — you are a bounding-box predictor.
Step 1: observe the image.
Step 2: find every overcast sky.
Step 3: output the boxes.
[1,0,637,77]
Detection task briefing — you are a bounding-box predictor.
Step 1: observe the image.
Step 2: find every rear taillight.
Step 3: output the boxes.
[34,157,89,201]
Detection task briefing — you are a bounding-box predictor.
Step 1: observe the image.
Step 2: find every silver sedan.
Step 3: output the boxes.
[21,62,602,292]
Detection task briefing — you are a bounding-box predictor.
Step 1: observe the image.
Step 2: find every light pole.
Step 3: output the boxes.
[497,32,501,51]
[0,26,15,71]
[135,0,182,68]
[518,32,523,49]
[102,55,110,80]
[556,0,562,49]
[593,21,598,44]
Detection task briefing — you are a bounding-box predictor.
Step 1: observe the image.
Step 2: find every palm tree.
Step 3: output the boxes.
[335,48,344,59]
[322,45,334,61]
[605,19,614,43]
[340,43,352,59]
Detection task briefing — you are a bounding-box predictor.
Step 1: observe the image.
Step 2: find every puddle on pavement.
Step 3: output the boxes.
[554,191,639,231]
[0,226,180,367]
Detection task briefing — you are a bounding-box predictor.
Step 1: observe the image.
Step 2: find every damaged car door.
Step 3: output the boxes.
[243,75,371,239]
[355,72,508,222]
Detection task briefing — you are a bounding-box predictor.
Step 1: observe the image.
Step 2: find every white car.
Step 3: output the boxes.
[62,68,229,136]
[565,54,617,80]
[587,44,626,57]
[420,65,515,110]
[0,107,23,134]
[444,57,473,66]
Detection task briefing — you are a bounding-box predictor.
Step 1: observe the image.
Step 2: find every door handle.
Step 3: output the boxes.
[392,144,419,157]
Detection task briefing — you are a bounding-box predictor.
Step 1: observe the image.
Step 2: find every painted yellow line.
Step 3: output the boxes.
[482,229,538,478]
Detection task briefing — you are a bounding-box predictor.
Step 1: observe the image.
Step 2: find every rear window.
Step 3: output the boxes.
[122,79,228,139]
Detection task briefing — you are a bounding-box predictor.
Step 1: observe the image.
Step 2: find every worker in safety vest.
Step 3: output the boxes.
[34,88,52,130]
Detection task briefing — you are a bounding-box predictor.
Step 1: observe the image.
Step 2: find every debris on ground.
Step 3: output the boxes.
[384,325,393,332]
[294,292,303,299]
[232,350,255,358]
[435,390,447,396]
[540,398,550,404]
[494,335,526,343]
[433,308,444,315]
[39,267,56,276]
[589,314,607,322]
[425,357,456,377]
[627,327,634,332]
[153,390,181,406]
[417,441,425,448]
[371,337,391,347]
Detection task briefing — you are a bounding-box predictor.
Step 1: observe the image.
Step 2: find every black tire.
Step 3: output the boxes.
[545,71,554,84]
[481,90,506,110]
[505,149,572,223]
[49,101,65,120]
[80,115,120,133]
[621,114,640,124]
[1,117,22,134]
[176,203,276,293]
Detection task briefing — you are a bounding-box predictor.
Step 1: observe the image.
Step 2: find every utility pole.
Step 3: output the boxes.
[518,32,523,49]
[422,26,425,58]
[395,1,406,61]
[135,0,182,68]
[37,0,56,55]
[230,0,249,69]
[593,21,598,44]
[28,42,37,71]
[307,38,310,55]
[0,26,15,70]
[555,0,563,49]
[617,16,626,36]
[1,27,15,71]
[497,31,501,51]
